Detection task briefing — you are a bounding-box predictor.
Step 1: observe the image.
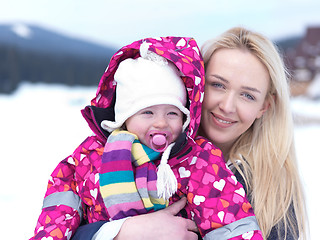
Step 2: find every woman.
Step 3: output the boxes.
[197,27,308,239]
[72,27,308,240]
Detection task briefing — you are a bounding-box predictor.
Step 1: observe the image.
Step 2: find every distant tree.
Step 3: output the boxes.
[0,44,110,93]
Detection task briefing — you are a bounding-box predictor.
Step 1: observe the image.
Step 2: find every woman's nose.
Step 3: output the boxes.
[219,93,236,113]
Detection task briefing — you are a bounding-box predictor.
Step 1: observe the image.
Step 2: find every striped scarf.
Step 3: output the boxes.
[99,129,168,220]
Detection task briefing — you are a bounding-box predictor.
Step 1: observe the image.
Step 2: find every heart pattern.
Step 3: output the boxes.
[176,38,187,47]
[179,167,191,178]
[235,187,245,197]
[90,188,98,199]
[213,179,226,191]
[193,195,206,205]
[243,231,254,239]
[202,172,215,184]
[218,211,225,222]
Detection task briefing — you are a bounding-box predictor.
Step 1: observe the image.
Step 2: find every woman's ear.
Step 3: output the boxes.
[256,93,275,119]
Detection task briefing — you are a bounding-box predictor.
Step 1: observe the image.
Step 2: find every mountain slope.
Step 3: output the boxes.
[0,23,116,58]
[0,23,117,93]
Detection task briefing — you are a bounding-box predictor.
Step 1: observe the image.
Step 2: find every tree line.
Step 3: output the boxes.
[0,44,113,94]
[0,36,300,94]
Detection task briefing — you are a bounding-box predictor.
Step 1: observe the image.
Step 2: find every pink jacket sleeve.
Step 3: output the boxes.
[184,138,263,239]
[29,156,82,240]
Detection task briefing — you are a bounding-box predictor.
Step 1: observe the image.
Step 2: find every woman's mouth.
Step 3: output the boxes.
[215,116,232,124]
[212,113,236,127]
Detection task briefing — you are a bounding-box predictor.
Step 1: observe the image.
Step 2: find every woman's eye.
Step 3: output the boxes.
[210,82,224,89]
[242,93,255,101]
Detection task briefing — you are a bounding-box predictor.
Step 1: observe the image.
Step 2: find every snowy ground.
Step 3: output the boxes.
[0,82,319,239]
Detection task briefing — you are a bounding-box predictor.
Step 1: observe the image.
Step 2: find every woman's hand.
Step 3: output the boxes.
[114,197,199,240]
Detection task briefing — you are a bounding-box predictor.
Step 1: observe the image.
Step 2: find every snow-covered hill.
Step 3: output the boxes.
[0,23,116,58]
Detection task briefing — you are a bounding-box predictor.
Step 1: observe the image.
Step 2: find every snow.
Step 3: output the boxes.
[306,73,320,99]
[11,23,33,39]
[292,96,320,118]
[0,82,318,239]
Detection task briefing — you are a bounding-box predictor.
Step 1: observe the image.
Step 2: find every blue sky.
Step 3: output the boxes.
[1,0,320,48]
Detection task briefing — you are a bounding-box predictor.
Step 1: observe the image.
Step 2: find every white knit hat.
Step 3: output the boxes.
[101,42,190,133]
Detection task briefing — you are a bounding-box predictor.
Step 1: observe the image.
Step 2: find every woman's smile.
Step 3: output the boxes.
[211,113,236,127]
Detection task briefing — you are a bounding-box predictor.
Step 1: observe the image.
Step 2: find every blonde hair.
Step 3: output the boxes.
[201,27,308,239]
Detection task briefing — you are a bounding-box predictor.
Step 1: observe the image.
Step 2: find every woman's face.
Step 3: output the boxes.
[200,48,270,153]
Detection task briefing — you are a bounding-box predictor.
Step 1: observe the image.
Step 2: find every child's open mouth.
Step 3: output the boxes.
[148,131,172,152]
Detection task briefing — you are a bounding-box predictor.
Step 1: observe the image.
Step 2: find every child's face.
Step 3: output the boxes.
[125,104,183,152]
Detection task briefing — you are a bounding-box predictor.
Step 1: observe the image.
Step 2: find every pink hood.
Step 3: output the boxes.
[81,37,205,144]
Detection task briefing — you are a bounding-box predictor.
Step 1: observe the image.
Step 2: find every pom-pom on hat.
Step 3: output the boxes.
[101,42,190,132]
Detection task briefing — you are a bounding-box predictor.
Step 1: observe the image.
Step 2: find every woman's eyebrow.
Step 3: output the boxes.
[241,86,261,94]
[210,74,262,94]
[209,74,229,83]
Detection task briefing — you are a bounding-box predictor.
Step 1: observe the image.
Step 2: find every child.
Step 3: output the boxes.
[30,37,262,240]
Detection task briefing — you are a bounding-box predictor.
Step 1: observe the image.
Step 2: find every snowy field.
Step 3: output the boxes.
[0,82,319,239]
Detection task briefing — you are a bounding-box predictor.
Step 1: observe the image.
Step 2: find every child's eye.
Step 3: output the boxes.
[142,110,153,115]
[168,111,179,116]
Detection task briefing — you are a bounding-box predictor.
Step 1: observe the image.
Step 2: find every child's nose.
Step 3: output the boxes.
[153,116,168,128]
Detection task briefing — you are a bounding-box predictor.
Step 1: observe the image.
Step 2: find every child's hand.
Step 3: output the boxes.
[115,197,199,240]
